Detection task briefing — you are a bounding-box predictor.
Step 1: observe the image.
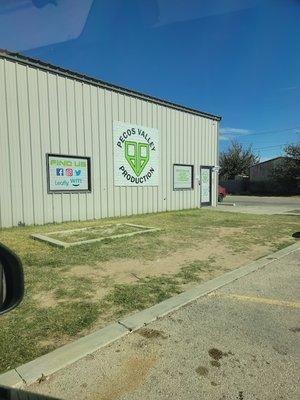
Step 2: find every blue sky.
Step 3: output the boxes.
[1,0,299,161]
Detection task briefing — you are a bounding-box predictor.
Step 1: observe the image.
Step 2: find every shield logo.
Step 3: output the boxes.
[125,140,150,176]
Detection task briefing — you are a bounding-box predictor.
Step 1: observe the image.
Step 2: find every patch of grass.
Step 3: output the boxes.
[273,240,294,251]
[104,275,182,314]
[35,301,100,337]
[103,257,221,314]
[175,257,216,283]
[0,300,100,372]
[2,209,296,268]
[20,230,169,268]
[0,208,299,373]
[54,276,94,300]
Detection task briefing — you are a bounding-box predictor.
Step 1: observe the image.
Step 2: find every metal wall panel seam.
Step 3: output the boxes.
[14,62,25,224]
[0,60,11,227]
[3,60,14,226]
[36,70,47,224]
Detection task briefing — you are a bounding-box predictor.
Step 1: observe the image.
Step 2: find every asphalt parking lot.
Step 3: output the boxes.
[27,246,300,400]
[219,195,300,215]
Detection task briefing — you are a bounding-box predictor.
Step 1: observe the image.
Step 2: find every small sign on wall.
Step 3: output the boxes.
[173,164,194,190]
[200,166,212,205]
[47,154,91,193]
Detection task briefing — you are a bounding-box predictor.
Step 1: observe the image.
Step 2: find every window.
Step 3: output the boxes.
[173,164,194,190]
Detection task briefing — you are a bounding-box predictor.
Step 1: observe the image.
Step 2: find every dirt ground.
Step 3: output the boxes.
[66,234,270,291]
[0,208,298,373]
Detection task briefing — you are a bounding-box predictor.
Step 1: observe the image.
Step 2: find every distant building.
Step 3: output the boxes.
[250,157,286,182]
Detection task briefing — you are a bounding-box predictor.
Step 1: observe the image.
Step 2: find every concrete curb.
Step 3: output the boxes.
[119,242,300,331]
[0,322,128,388]
[0,370,25,388]
[1,242,299,388]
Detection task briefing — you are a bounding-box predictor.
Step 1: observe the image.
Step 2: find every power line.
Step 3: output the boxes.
[253,144,287,150]
[243,126,300,136]
[221,126,300,138]
[251,139,299,147]
[222,142,297,151]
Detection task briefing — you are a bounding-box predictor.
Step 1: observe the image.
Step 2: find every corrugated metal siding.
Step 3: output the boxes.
[0,58,219,228]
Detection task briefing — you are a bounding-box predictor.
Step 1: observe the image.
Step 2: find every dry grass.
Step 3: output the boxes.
[0,208,298,373]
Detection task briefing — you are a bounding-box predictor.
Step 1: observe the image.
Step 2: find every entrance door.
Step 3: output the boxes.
[200,166,212,206]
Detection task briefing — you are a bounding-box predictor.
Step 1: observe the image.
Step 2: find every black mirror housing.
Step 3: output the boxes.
[0,243,24,315]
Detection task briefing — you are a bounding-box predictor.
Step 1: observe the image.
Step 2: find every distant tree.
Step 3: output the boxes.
[272,143,300,194]
[219,141,260,180]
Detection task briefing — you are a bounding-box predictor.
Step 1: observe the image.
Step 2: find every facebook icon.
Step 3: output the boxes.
[56,168,64,176]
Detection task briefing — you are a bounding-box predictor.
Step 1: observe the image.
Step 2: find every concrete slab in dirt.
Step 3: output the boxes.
[31,223,160,248]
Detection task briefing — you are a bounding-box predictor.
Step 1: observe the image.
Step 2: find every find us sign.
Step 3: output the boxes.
[113,121,159,186]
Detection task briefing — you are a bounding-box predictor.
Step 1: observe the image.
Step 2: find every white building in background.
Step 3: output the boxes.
[0,50,221,228]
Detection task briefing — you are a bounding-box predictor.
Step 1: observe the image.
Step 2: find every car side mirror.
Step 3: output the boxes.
[0,243,24,315]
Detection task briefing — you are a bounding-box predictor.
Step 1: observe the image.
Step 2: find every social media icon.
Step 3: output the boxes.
[65,168,73,177]
[75,170,81,176]
[56,168,64,176]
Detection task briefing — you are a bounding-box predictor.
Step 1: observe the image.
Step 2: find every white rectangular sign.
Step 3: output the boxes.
[113,121,159,186]
[173,164,193,190]
[201,167,211,203]
[47,154,91,192]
